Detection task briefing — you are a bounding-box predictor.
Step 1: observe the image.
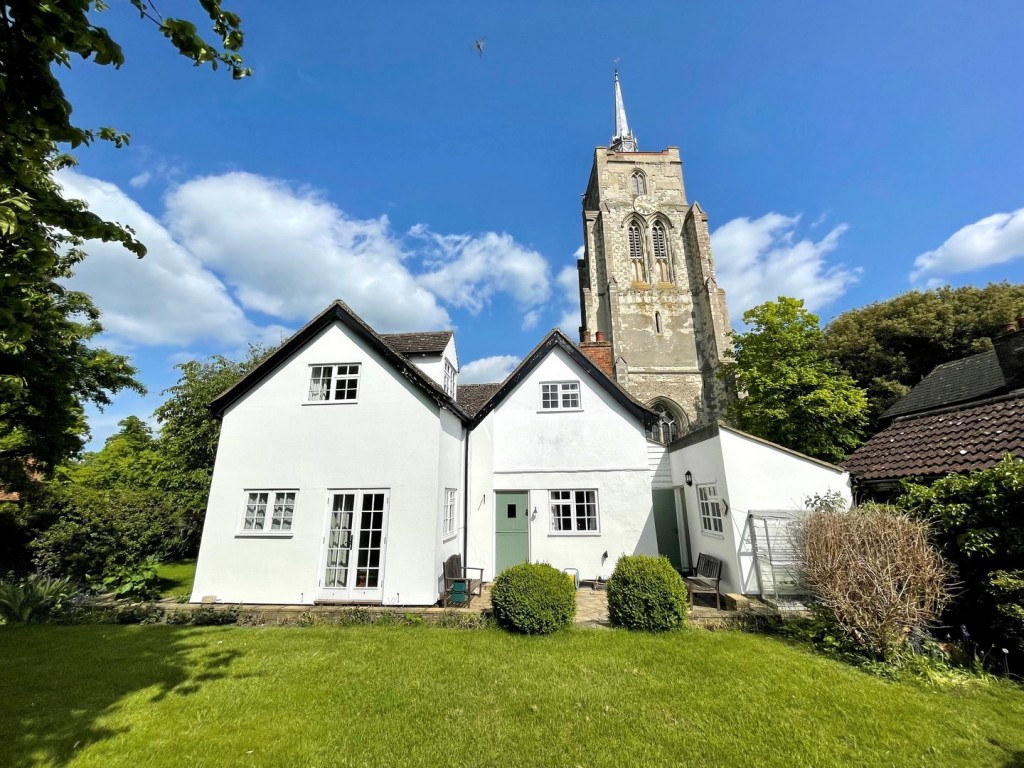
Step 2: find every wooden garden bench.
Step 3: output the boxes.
[442,553,484,608]
[685,553,723,610]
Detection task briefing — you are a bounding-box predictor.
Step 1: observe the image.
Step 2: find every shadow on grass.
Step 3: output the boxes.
[0,625,241,767]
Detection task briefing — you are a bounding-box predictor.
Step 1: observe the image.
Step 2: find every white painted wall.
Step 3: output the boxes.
[191,321,452,606]
[466,414,495,576]
[647,440,672,489]
[718,427,851,594]
[435,409,465,595]
[481,347,658,581]
[668,425,851,595]
[407,336,459,392]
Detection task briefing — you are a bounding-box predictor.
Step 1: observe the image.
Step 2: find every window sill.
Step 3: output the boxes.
[442,532,458,543]
[699,530,725,540]
[302,400,359,406]
[547,532,602,537]
[537,408,583,414]
[235,532,295,539]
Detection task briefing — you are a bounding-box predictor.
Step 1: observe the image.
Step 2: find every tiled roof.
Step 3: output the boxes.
[457,384,501,417]
[883,350,1008,420]
[845,396,1024,482]
[380,331,452,356]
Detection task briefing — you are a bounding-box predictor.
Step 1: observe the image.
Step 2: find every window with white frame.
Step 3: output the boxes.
[697,483,724,535]
[443,360,457,397]
[241,490,297,533]
[443,488,457,538]
[549,490,599,533]
[308,364,360,402]
[540,381,581,411]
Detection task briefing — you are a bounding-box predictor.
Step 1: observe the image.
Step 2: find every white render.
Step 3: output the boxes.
[668,424,851,595]
[192,302,853,607]
[467,345,658,582]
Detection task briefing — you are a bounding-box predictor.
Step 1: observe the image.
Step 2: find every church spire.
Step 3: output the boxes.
[610,66,638,152]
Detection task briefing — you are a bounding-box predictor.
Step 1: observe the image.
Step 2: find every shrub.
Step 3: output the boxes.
[607,555,688,631]
[490,562,575,634]
[95,558,161,600]
[797,505,950,659]
[0,574,78,623]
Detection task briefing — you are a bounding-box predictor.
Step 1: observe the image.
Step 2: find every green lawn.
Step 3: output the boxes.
[154,559,196,599]
[1,625,1022,768]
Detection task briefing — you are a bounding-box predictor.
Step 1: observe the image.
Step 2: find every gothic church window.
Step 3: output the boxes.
[652,221,670,282]
[628,222,646,282]
[631,170,647,196]
[647,402,685,444]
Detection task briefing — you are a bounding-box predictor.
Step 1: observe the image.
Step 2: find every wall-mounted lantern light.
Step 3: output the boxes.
[684,471,693,487]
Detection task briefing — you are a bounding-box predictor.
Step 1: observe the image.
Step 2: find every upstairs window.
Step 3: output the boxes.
[631,170,647,196]
[550,489,599,533]
[697,483,724,535]
[308,364,360,402]
[652,221,670,281]
[443,359,457,397]
[628,223,646,282]
[541,381,581,411]
[241,490,297,534]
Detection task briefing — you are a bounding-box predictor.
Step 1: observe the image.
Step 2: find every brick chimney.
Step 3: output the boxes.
[993,314,1024,389]
[580,330,613,377]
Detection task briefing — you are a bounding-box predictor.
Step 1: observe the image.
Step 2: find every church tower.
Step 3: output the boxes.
[577,70,733,441]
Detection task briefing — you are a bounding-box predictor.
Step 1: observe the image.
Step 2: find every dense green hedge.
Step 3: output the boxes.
[490,562,575,634]
[607,555,688,631]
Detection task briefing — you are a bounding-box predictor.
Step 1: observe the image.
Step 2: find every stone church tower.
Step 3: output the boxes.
[576,70,733,441]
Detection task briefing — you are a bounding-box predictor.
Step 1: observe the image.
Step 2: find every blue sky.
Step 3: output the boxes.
[56,1,1024,446]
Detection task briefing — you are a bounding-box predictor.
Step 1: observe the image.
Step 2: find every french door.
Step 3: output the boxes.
[319,489,389,602]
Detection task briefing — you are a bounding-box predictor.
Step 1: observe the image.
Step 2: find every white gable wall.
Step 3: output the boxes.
[409,336,459,391]
[191,321,452,606]
[466,415,495,575]
[479,346,658,581]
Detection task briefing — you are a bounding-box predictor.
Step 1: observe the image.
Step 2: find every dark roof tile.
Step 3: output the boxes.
[457,384,501,417]
[845,397,1024,481]
[380,331,452,356]
[882,350,1007,419]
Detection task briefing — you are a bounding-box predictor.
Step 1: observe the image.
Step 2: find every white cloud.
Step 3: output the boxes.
[911,208,1024,283]
[129,171,151,189]
[55,170,261,347]
[712,213,858,322]
[164,172,451,333]
[460,355,520,384]
[413,226,551,315]
[555,250,583,336]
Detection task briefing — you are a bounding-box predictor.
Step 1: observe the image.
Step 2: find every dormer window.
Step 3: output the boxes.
[541,381,581,411]
[631,170,647,196]
[308,364,360,402]
[443,359,457,397]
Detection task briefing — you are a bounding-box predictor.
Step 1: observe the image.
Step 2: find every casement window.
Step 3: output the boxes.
[442,488,457,538]
[631,170,647,196]
[308,364,360,402]
[241,490,297,534]
[549,490,599,534]
[697,483,724,535]
[443,360,457,397]
[540,381,581,411]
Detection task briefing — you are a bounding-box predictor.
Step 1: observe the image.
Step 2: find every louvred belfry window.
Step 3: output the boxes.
[652,221,670,281]
[628,223,646,281]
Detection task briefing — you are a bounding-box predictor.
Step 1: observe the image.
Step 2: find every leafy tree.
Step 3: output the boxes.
[897,456,1024,656]
[0,1,248,491]
[723,297,868,463]
[154,346,272,552]
[824,283,1024,426]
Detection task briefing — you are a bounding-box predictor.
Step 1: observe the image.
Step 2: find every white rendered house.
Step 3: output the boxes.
[191,300,850,606]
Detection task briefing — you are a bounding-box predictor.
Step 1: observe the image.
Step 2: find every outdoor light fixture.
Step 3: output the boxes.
[684,471,693,486]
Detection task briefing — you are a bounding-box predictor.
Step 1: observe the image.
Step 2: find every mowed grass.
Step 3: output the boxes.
[154,559,196,598]
[1,625,1022,768]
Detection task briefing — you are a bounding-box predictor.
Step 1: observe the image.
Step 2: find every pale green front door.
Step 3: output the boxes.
[653,489,683,572]
[495,491,529,575]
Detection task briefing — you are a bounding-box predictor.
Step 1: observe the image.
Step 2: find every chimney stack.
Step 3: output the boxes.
[580,330,613,377]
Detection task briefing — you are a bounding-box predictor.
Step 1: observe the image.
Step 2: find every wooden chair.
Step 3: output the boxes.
[685,553,723,610]
[442,554,483,608]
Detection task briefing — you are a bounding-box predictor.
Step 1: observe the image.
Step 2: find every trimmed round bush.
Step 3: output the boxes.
[490,562,576,634]
[607,555,688,631]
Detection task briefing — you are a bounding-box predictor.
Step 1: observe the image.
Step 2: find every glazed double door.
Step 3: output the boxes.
[319,489,389,602]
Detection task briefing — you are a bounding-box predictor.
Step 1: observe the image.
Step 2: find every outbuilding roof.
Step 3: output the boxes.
[456,384,501,418]
[845,396,1024,483]
[882,350,1009,420]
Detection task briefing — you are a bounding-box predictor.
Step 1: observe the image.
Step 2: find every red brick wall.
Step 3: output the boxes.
[580,341,613,377]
